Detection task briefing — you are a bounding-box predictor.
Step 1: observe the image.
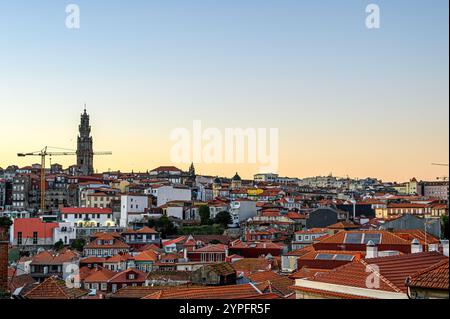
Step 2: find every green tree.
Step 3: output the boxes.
[441,215,449,239]
[213,211,232,228]
[148,215,177,239]
[70,238,86,252]
[0,216,12,228]
[199,205,211,225]
[53,239,65,251]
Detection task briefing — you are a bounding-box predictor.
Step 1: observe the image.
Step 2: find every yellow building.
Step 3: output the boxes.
[393,178,419,195]
[110,180,130,193]
[247,188,264,197]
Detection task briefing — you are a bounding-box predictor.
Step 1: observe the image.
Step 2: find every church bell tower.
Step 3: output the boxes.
[76,106,94,175]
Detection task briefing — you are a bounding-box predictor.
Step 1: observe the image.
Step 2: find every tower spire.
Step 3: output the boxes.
[77,107,94,175]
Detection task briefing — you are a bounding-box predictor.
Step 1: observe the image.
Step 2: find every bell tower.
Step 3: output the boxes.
[76,106,94,175]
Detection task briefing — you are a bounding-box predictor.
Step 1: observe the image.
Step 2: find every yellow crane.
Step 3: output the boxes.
[17,146,112,213]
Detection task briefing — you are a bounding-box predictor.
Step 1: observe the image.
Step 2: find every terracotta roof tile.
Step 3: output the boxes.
[307,252,447,293]
[141,283,261,299]
[291,286,374,299]
[24,276,88,299]
[83,267,116,283]
[407,259,449,290]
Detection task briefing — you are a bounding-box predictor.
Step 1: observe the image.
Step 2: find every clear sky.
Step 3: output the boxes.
[0,0,448,182]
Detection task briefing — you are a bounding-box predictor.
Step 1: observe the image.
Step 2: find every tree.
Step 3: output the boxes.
[199,205,211,225]
[71,238,86,252]
[213,211,232,228]
[53,239,65,251]
[0,217,12,228]
[148,215,177,239]
[441,215,449,239]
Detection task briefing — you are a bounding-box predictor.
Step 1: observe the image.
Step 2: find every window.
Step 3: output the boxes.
[33,232,38,245]
[128,273,135,280]
[17,232,22,245]
[101,283,107,291]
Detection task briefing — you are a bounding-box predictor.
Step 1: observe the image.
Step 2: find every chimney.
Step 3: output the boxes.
[0,218,12,296]
[442,240,449,257]
[366,240,378,259]
[411,239,423,254]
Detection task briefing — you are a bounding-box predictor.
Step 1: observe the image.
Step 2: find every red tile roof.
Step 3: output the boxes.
[24,276,88,299]
[83,267,116,283]
[327,221,360,229]
[60,207,112,214]
[232,258,273,273]
[317,230,410,246]
[290,286,374,299]
[122,226,159,234]
[84,233,130,249]
[392,230,440,245]
[105,252,134,263]
[134,250,159,262]
[193,244,227,253]
[162,236,186,246]
[294,228,328,235]
[286,245,316,257]
[31,250,79,265]
[290,267,332,279]
[141,284,262,299]
[80,257,106,264]
[108,268,148,283]
[306,252,447,293]
[246,270,283,283]
[407,259,449,290]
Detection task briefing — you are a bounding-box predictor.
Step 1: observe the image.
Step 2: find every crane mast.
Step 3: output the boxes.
[17,146,111,213]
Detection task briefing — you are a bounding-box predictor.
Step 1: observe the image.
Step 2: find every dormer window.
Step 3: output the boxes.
[97,240,102,245]
[128,273,135,280]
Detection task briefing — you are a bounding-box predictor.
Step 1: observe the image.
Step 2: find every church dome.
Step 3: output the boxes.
[232,172,241,181]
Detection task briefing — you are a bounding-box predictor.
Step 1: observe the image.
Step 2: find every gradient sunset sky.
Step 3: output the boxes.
[0,0,448,182]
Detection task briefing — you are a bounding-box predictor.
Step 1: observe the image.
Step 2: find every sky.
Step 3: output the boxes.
[0,0,448,182]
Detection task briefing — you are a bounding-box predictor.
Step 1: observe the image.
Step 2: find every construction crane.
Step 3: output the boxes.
[17,146,112,213]
[431,163,449,181]
[431,163,449,167]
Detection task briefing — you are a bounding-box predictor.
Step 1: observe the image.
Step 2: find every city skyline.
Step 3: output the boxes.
[0,0,449,181]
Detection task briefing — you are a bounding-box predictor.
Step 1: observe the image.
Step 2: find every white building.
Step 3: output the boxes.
[195,184,213,202]
[53,222,77,245]
[254,173,279,183]
[60,207,116,228]
[120,194,150,227]
[229,199,258,226]
[153,185,191,207]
